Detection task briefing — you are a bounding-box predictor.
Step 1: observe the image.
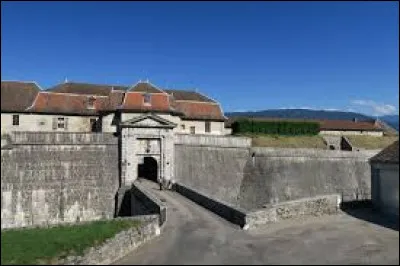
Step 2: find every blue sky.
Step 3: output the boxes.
[1,1,398,116]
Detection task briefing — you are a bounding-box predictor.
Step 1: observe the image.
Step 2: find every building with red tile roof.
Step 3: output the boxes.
[1,80,228,135]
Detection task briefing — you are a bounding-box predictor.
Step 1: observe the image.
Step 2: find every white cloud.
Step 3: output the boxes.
[351,99,397,116]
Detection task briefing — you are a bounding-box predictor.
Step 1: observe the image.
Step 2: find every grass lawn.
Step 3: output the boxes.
[346,135,398,150]
[1,219,140,265]
[247,134,327,149]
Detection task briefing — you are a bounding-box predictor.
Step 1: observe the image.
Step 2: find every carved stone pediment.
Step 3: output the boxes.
[120,113,177,128]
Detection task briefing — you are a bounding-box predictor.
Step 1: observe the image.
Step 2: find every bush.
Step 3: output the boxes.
[232,119,320,136]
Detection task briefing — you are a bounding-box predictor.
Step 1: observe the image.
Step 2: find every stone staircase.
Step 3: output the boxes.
[322,135,342,150]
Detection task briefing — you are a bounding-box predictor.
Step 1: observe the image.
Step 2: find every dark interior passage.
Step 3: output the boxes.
[138,157,158,182]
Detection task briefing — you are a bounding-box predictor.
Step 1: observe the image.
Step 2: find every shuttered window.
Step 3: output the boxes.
[57,117,65,129]
[205,121,211,133]
[12,115,19,126]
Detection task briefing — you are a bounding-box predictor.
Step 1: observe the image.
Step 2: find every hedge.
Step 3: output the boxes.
[231,119,320,135]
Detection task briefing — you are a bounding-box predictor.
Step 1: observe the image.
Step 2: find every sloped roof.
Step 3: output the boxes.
[120,92,172,112]
[1,81,40,112]
[319,119,383,131]
[173,101,225,121]
[2,80,227,121]
[370,140,399,164]
[47,82,127,96]
[164,89,216,103]
[128,82,165,93]
[27,92,109,115]
[225,117,383,131]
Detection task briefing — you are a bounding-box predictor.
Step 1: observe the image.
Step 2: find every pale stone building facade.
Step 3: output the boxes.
[370,141,399,218]
[1,80,229,187]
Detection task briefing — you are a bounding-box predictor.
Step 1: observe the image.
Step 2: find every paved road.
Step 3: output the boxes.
[115,181,399,265]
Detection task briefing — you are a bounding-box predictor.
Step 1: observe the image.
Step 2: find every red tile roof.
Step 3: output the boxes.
[47,82,127,96]
[27,92,109,115]
[120,92,172,112]
[164,89,216,103]
[2,80,226,121]
[128,82,165,93]
[1,81,40,112]
[225,117,383,131]
[173,101,225,121]
[318,119,382,131]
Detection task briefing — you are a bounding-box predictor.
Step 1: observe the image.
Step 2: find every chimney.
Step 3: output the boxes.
[353,117,358,123]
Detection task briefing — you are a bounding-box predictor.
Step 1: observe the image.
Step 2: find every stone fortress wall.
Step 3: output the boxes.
[1,132,119,229]
[174,134,380,210]
[1,132,381,229]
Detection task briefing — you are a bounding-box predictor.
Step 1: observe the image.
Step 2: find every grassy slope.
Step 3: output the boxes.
[1,219,140,265]
[249,134,327,149]
[346,135,398,150]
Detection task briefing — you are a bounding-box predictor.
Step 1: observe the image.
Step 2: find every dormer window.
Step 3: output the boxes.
[143,93,151,105]
[87,96,96,109]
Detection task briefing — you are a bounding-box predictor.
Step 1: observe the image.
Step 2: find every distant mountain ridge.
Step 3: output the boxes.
[380,115,399,131]
[225,109,399,131]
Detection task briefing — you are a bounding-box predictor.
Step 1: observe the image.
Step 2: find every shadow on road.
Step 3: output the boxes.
[341,200,399,232]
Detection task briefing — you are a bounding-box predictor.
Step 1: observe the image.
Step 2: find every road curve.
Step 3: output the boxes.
[115,180,399,265]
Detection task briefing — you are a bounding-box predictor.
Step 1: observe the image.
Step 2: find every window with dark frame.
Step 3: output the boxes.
[205,121,211,133]
[90,118,97,132]
[12,115,19,126]
[57,117,65,129]
[143,93,151,104]
[87,97,96,109]
[190,126,196,134]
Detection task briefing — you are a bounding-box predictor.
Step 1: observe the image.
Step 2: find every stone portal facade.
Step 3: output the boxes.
[120,113,176,187]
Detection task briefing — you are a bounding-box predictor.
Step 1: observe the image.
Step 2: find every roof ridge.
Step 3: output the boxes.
[37,91,109,97]
[128,80,166,93]
[47,81,128,89]
[1,80,43,90]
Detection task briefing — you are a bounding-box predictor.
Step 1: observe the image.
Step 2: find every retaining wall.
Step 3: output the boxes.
[174,183,247,227]
[131,181,167,226]
[1,132,119,229]
[174,137,380,211]
[245,194,341,229]
[60,215,160,265]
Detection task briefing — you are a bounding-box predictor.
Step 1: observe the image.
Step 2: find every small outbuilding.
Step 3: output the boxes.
[370,140,399,218]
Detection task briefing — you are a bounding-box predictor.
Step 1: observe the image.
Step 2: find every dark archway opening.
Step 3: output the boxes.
[138,157,158,182]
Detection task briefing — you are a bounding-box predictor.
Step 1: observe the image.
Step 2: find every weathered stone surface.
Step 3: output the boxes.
[174,143,380,211]
[58,216,160,265]
[1,132,119,229]
[245,194,341,229]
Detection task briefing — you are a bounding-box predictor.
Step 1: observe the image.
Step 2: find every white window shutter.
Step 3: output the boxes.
[64,117,69,130]
[52,117,57,130]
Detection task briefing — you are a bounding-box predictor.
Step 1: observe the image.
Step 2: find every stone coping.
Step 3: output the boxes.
[131,182,168,226]
[59,215,160,265]
[244,194,341,229]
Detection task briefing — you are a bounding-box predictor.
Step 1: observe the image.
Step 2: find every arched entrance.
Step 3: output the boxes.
[138,157,158,182]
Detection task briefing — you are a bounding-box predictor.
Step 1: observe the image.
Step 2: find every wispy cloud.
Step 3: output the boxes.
[351,100,397,116]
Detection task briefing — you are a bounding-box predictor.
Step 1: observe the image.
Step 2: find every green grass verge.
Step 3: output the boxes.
[247,134,327,149]
[346,135,398,150]
[1,219,141,265]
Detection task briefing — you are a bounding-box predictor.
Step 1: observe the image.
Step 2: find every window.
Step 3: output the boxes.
[90,118,97,132]
[143,93,151,104]
[205,121,211,133]
[181,124,185,130]
[190,126,196,134]
[57,117,65,129]
[87,97,96,109]
[12,115,19,126]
